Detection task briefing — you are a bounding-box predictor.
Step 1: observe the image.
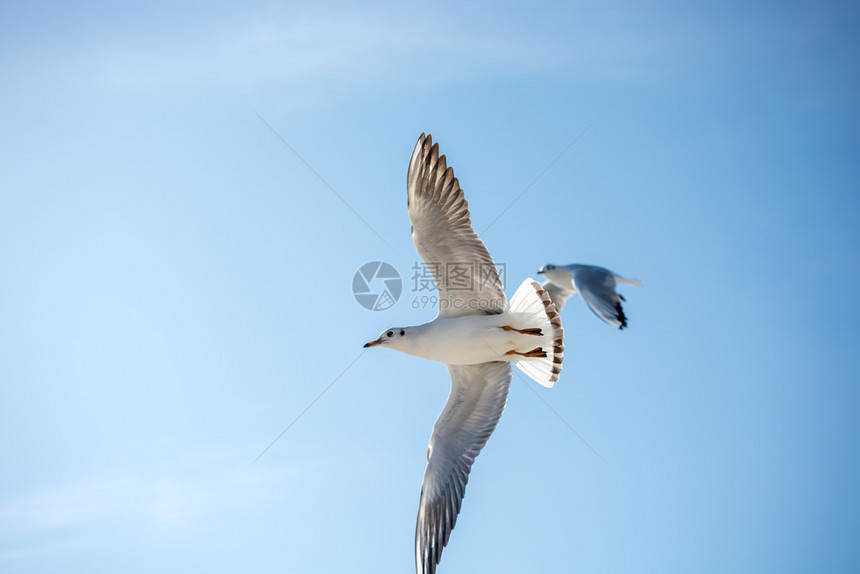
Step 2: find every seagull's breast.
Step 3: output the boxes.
[409,314,514,365]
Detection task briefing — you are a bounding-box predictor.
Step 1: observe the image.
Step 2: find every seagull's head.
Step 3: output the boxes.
[538,264,573,288]
[364,327,412,351]
[538,263,560,280]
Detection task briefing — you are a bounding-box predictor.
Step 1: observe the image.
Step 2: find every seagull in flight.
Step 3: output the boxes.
[364,134,565,574]
[538,263,643,329]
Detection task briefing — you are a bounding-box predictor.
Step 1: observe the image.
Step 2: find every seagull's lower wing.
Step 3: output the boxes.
[415,361,512,574]
[570,265,628,329]
[542,280,576,311]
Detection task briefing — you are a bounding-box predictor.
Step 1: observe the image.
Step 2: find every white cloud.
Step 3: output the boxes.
[97,11,567,93]
[7,4,699,112]
[0,464,295,558]
[0,441,376,562]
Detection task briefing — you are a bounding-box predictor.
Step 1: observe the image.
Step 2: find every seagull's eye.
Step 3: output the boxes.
[387,330,394,337]
[400,330,405,336]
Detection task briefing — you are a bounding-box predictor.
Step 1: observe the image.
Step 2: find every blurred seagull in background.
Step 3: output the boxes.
[364,134,564,574]
[538,263,643,329]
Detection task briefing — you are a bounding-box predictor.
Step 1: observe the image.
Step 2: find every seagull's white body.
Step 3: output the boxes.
[399,312,558,365]
[539,263,643,329]
[365,134,564,574]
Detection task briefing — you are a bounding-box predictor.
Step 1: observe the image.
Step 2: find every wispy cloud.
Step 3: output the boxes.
[0,464,293,559]
[97,10,568,93]
[5,4,699,111]
[0,439,378,562]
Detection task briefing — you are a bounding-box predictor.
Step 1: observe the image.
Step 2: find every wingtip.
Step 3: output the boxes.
[615,301,628,329]
[414,133,429,155]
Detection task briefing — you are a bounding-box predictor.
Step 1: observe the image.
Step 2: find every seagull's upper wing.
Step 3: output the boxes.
[569,264,628,329]
[541,280,577,311]
[415,361,512,574]
[407,133,506,318]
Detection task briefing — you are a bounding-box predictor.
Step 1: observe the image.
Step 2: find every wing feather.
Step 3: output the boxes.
[541,280,576,311]
[407,134,506,317]
[415,362,512,574]
[569,264,628,329]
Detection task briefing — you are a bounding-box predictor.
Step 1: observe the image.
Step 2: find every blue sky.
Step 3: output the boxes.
[1,1,859,572]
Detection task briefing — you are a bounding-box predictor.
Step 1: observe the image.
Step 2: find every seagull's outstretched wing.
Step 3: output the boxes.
[415,362,511,574]
[407,133,506,317]
[569,265,629,329]
[541,280,576,311]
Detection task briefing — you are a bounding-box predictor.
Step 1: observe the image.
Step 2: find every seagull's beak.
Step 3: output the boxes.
[363,339,383,348]
[537,269,544,275]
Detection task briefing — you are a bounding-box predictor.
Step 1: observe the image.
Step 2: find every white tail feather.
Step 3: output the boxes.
[508,278,564,387]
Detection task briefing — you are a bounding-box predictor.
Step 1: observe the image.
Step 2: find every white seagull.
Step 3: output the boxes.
[537,263,643,329]
[364,134,565,574]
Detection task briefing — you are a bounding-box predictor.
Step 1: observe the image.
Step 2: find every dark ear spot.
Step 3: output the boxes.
[387,330,394,337]
[400,330,405,336]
